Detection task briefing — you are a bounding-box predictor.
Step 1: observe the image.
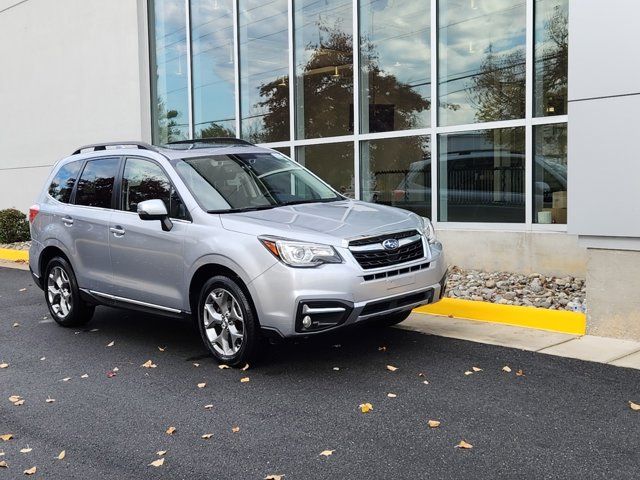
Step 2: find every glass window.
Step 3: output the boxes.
[296,143,354,197]
[48,161,82,203]
[174,153,341,211]
[361,136,431,217]
[149,0,190,143]
[533,123,567,223]
[438,0,526,126]
[272,147,291,157]
[294,0,353,139]
[360,1,431,133]
[75,158,120,209]
[239,0,289,143]
[534,0,568,117]
[191,0,236,138]
[439,127,525,223]
[121,158,188,220]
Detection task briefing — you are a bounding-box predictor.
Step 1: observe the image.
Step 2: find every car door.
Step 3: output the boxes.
[66,156,120,293]
[108,156,189,312]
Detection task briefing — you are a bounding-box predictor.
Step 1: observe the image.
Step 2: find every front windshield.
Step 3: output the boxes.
[174,152,342,212]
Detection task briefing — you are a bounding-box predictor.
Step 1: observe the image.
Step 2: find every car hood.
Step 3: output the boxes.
[219,200,422,246]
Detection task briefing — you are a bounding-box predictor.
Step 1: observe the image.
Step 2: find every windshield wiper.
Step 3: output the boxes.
[278,198,343,206]
[207,205,278,214]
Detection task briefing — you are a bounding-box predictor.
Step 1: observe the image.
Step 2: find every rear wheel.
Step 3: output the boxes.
[369,310,412,328]
[44,257,94,327]
[197,275,261,367]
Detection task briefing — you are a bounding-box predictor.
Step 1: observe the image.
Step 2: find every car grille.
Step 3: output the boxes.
[348,230,425,270]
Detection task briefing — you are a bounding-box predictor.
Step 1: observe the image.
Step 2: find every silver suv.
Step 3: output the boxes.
[29,139,447,365]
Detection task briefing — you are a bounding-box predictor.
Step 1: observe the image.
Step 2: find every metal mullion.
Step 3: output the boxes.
[233,0,241,138]
[434,118,526,135]
[185,0,194,139]
[525,0,534,225]
[287,0,295,161]
[531,115,568,126]
[358,128,433,142]
[430,0,438,223]
[353,0,360,200]
[292,135,356,147]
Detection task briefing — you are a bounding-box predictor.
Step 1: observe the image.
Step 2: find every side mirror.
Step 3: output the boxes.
[137,199,173,231]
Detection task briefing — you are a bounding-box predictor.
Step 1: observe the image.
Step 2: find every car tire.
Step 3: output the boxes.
[197,275,261,367]
[369,309,412,328]
[44,256,95,327]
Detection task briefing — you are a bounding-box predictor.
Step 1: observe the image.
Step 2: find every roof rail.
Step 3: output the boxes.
[72,141,158,155]
[164,137,254,149]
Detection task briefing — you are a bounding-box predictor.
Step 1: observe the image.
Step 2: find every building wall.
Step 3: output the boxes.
[0,0,151,212]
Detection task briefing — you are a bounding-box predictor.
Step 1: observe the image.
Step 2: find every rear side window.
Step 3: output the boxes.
[75,157,120,208]
[48,161,82,203]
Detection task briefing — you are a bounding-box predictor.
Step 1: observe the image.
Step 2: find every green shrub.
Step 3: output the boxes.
[0,208,30,244]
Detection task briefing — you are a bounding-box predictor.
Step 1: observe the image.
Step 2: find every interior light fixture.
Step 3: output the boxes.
[278,76,288,87]
[331,66,340,78]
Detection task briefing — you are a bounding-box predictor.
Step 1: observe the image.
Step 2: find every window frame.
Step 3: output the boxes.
[47,159,84,205]
[70,156,122,210]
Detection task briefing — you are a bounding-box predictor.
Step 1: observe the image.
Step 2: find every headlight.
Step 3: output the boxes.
[420,217,437,244]
[259,237,342,267]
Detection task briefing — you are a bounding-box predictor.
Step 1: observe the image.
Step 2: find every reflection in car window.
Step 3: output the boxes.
[49,161,82,203]
[75,158,119,209]
[175,152,341,212]
[121,158,187,220]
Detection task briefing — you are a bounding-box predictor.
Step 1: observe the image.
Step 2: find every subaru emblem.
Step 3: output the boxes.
[382,238,399,251]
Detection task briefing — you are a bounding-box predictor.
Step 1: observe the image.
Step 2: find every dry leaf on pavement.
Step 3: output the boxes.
[81,374,89,378]
[241,363,250,371]
[106,341,114,347]
[378,346,387,352]
[516,369,525,377]
[46,398,55,403]
[386,365,398,372]
[106,370,117,378]
[359,403,373,413]
[156,450,167,456]
[20,448,32,454]
[333,367,340,371]
[387,393,397,398]
[240,377,250,383]
[19,288,26,292]
[428,420,441,428]
[166,426,176,435]
[422,380,429,385]
[464,371,473,376]
[141,360,157,369]
[629,401,640,411]
[0,461,7,468]
[62,377,71,382]
[265,475,284,480]
[201,433,213,439]
[472,367,482,372]
[218,364,229,369]
[24,466,37,475]
[158,346,166,352]
[502,366,512,373]
[149,458,165,467]
[13,322,20,327]
[197,382,206,389]
[0,434,13,441]
[455,440,473,449]
[204,404,213,410]
[193,363,200,367]
[0,363,8,369]
[231,426,240,433]
[57,450,66,460]
[319,450,334,457]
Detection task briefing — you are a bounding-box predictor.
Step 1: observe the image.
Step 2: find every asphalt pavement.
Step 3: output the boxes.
[1,266,639,479]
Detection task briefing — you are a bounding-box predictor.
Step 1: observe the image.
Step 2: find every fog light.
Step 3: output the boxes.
[302,315,312,329]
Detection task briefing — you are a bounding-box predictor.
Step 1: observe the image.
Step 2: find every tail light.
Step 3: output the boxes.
[29,204,40,223]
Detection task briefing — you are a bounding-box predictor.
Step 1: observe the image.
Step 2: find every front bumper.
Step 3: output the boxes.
[248,242,448,337]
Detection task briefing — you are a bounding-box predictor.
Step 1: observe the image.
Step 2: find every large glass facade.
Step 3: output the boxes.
[149,0,568,228]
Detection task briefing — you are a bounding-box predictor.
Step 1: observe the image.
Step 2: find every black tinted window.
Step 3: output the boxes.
[75,158,119,208]
[122,158,187,219]
[48,161,82,203]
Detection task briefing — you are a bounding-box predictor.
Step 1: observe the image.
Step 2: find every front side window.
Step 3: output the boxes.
[75,158,120,209]
[49,161,82,203]
[175,152,341,212]
[121,158,188,220]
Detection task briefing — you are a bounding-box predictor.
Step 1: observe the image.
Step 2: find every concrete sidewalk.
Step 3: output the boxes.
[401,313,640,370]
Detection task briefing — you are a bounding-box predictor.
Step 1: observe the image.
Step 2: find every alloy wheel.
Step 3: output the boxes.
[203,288,245,356]
[47,266,72,319]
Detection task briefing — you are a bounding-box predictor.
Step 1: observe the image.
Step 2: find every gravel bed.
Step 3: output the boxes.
[0,240,31,250]
[445,266,586,312]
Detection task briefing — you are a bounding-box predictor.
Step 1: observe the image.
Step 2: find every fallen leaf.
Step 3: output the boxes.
[12,323,19,327]
[19,288,26,292]
[39,357,45,361]
[62,377,71,382]
[241,363,250,371]
[24,466,37,475]
[231,426,240,433]
[386,365,398,372]
[502,366,512,373]
[455,440,473,449]
[218,364,229,369]
[20,448,32,454]
[472,367,482,372]
[158,346,166,352]
[359,403,373,413]
[378,346,387,352]
[0,461,6,468]
[319,450,334,457]
[156,450,167,456]
[240,377,250,383]
[57,450,66,460]
[197,382,206,389]
[332,344,341,348]
[0,434,13,441]
[201,433,213,439]
[13,400,25,406]
[9,395,21,403]
[428,420,441,428]
[464,371,473,376]
[141,360,157,369]
[166,426,176,435]
[193,363,200,367]
[423,380,429,385]
[204,404,214,410]
[89,328,99,332]
[387,393,397,398]
[106,341,114,347]
[447,314,454,318]
[418,372,425,377]
[81,374,89,378]
[106,370,117,378]
[333,367,340,371]
[264,475,284,480]
[0,363,8,369]
[149,458,165,467]
[629,401,640,411]
[516,369,525,377]
[46,398,55,403]
[112,367,119,372]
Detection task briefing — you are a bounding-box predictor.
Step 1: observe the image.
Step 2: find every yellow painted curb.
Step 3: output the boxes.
[414,297,586,335]
[0,248,29,262]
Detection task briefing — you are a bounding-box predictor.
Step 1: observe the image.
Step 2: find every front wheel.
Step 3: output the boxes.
[197,275,261,367]
[44,256,95,327]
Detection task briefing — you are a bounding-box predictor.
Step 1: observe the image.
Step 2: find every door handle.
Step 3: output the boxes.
[110,226,125,237]
[61,216,74,226]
